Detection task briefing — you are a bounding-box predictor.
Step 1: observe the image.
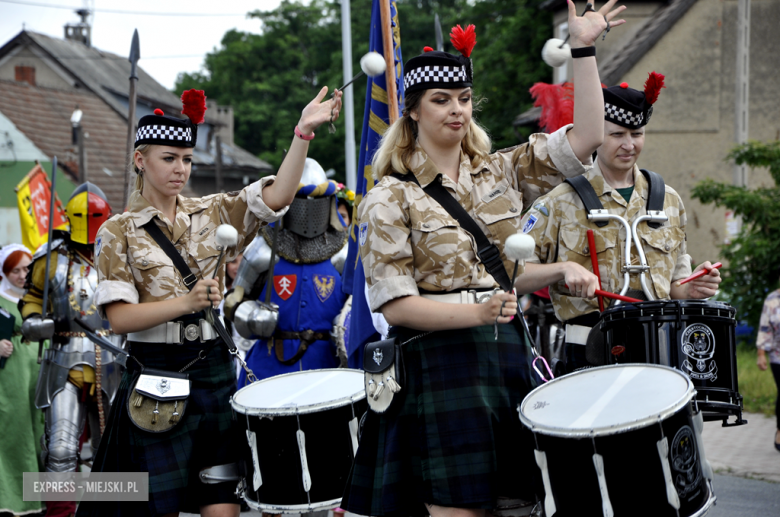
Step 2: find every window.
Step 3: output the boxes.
[15,66,36,86]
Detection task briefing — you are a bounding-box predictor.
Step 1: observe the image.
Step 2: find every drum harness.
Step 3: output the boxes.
[562,169,669,349]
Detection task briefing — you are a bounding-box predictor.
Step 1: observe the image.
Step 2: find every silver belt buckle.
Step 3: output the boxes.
[184,323,200,342]
[474,289,497,304]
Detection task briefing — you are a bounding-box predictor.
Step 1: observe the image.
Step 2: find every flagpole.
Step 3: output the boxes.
[341,0,357,192]
[379,0,399,124]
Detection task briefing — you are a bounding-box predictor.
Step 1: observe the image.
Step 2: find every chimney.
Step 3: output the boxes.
[64,9,91,47]
[207,100,234,147]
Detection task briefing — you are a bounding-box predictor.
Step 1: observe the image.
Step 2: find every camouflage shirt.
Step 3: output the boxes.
[93,177,286,317]
[358,125,591,312]
[757,289,780,364]
[521,161,692,322]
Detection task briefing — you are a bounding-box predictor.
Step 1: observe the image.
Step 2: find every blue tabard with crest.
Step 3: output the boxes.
[239,257,346,385]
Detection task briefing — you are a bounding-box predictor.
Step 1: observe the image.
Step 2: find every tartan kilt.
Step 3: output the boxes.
[76,339,245,517]
[341,323,540,517]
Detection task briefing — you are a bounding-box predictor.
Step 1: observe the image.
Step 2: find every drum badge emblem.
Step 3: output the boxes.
[681,323,718,381]
[156,378,171,395]
[670,425,701,498]
[373,348,383,366]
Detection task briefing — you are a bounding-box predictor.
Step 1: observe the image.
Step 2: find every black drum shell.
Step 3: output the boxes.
[234,396,368,508]
[600,300,740,413]
[534,402,707,517]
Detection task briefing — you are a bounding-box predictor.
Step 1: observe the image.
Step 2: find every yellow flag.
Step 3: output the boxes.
[15,164,68,252]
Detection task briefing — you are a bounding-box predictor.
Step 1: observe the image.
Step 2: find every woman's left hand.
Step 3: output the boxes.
[686,261,721,299]
[567,0,627,48]
[297,86,343,135]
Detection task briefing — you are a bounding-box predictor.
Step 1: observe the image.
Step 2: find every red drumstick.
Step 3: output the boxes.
[565,286,642,303]
[675,262,722,287]
[587,229,605,312]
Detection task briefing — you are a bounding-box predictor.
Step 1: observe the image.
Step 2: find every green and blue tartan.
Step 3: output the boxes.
[342,323,540,517]
[76,340,244,517]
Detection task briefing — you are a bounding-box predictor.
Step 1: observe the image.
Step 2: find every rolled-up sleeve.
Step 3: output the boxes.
[547,124,593,178]
[94,221,139,318]
[358,184,419,312]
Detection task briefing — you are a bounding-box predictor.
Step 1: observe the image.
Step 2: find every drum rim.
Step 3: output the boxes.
[519,364,695,438]
[230,368,366,416]
[602,299,735,316]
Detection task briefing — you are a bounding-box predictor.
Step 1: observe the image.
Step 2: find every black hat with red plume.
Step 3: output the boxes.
[403,24,476,95]
[134,89,207,151]
[603,72,665,130]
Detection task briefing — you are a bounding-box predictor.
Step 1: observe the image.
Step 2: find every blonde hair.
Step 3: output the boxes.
[372,90,492,181]
[130,144,152,192]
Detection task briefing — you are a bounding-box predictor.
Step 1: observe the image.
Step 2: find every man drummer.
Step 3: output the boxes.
[515,72,721,371]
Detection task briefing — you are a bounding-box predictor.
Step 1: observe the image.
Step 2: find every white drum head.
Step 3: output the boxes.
[519,364,693,437]
[231,368,365,416]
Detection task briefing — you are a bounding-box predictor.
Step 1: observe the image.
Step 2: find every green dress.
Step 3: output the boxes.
[0,292,45,515]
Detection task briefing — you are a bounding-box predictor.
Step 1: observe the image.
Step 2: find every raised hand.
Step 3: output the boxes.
[297,86,343,136]
[568,0,627,48]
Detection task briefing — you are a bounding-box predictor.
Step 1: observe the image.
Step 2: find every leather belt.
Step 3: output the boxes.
[420,288,500,305]
[128,319,217,345]
[565,324,591,346]
[272,329,331,366]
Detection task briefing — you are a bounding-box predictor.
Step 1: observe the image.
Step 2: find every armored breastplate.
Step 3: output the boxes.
[51,250,102,331]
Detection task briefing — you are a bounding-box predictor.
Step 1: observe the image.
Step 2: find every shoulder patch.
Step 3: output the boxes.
[533,203,549,217]
[359,222,368,246]
[95,236,103,257]
[522,214,538,234]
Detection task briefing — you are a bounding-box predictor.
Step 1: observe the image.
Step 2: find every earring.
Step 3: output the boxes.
[139,168,145,175]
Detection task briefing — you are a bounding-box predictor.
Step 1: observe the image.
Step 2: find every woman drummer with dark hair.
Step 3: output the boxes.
[340,3,625,516]
[77,87,341,517]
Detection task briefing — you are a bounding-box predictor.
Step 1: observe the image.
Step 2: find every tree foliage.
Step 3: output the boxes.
[174,0,551,178]
[691,140,780,332]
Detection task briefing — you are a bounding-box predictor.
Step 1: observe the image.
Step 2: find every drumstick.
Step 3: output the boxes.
[675,262,722,287]
[565,285,642,303]
[587,229,605,312]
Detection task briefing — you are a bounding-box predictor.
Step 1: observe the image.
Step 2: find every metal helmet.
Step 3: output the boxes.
[300,158,327,186]
[66,182,111,245]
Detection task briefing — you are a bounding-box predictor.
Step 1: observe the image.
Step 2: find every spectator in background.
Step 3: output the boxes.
[757,269,780,452]
[0,244,45,517]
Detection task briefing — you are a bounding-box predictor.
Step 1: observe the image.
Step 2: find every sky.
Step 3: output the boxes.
[0,0,283,90]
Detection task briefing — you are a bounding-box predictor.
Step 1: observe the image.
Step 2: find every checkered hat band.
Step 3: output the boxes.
[136,125,193,142]
[404,65,468,90]
[605,103,644,126]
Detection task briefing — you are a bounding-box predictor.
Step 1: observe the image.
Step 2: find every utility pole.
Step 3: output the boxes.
[124,29,140,209]
[734,0,750,188]
[215,134,223,193]
[341,0,356,191]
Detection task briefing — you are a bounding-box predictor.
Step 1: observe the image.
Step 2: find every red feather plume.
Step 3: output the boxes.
[449,24,476,58]
[181,89,207,124]
[530,82,574,133]
[423,46,434,53]
[643,72,665,105]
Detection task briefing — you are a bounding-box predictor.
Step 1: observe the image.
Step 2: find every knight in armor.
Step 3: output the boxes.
[226,158,350,385]
[515,72,722,372]
[19,181,123,517]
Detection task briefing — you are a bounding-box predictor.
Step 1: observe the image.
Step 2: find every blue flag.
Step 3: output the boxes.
[342,0,404,369]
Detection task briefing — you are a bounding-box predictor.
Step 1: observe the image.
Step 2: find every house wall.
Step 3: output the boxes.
[0,49,77,90]
[621,0,780,266]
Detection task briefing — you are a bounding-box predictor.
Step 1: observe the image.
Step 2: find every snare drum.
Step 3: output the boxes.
[598,299,745,424]
[519,364,715,517]
[231,369,367,513]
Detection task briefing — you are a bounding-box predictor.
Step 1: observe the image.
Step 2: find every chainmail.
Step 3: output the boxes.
[263,226,348,264]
